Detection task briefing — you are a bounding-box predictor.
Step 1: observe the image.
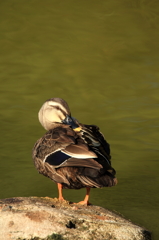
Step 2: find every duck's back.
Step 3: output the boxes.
[32,123,117,189]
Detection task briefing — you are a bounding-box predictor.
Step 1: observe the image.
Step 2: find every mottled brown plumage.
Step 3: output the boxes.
[32,98,117,204]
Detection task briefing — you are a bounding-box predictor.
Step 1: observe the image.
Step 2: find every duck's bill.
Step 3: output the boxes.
[62,115,79,129]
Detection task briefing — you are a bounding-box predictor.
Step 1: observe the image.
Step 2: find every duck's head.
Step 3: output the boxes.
[38,98,79,131]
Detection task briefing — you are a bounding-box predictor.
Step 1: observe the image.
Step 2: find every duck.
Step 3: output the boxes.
[32,98,117,205]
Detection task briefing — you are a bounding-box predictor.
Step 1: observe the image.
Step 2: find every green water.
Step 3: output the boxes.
[0,0,159,239]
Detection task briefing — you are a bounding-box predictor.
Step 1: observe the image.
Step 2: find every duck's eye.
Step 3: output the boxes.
[55,106,60,111]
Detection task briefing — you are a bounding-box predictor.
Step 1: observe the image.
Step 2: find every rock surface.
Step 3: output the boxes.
[0,197,151,240]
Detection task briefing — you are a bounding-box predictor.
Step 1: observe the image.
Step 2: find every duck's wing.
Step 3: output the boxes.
[33,125,102,170]
[80,124,111,159]
[78,124,116,176]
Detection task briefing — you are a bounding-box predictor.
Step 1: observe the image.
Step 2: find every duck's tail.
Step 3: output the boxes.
[76,170,117,188]
[57,166,117,189]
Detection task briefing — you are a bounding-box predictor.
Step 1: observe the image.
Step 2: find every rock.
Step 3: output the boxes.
[0,197,151,240]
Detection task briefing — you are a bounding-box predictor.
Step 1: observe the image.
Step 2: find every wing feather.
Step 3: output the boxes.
[62,144,97,159]
[58,157,102,170]
[33,125,98,169]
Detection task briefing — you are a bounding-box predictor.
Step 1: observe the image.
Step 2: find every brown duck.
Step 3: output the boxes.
[32,98,117,205]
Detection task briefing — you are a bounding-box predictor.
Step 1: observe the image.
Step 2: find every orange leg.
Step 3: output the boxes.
[77,187,91,205]
[57,183,65,201]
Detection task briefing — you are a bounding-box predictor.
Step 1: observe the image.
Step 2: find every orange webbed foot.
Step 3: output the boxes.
[76,200,92,206]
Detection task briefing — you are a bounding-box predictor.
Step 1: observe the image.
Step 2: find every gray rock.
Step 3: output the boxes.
[0,197,151,240]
